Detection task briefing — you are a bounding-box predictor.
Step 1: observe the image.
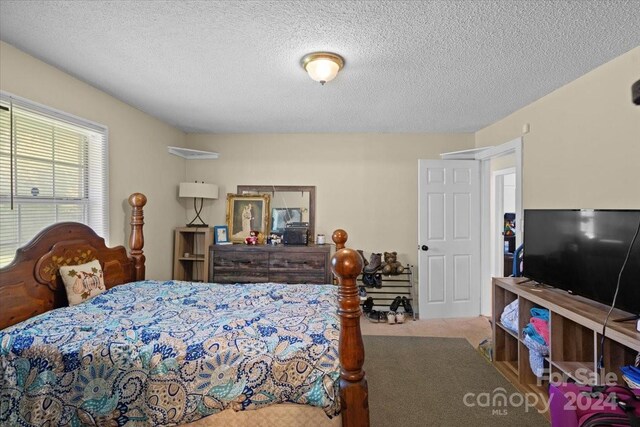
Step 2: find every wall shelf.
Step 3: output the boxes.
[168,146,219,160]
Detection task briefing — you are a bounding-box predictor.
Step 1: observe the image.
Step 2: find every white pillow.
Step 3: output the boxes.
[59,259,106,305]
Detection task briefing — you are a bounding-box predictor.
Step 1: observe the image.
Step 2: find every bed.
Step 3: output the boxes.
[0,193,369,427]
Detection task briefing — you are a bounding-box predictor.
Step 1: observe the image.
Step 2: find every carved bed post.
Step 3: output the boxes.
[331,229,370,427]
[128,193,147,281]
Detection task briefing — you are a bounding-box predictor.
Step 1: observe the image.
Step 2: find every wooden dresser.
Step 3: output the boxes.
[209,244,333,284]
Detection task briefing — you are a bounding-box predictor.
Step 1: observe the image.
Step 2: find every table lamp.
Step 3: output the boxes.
[179,182,219,227]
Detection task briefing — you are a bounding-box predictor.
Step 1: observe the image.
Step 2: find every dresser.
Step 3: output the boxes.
[209,244,332,284]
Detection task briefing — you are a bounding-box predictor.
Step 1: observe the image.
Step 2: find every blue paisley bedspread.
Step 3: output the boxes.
[0,281,341,426]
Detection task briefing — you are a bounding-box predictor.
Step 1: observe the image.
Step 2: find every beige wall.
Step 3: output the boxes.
[0,41,187,279]
[186,133,474,269]
[476,46,640,209]
[490,153,516,173]
[5,37,636,285]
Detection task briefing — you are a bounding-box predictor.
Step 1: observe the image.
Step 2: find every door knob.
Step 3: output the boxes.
[421,245,429,251]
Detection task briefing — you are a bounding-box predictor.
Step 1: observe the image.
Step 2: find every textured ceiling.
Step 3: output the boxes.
[1,1,639,133]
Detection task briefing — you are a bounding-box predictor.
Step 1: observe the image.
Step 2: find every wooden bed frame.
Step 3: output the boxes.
[0,193,369,427]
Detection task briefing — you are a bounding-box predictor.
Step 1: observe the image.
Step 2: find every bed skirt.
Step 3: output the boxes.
[184,403,342,427]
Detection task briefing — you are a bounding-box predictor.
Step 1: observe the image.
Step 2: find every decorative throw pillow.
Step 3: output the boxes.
[59,259,105,305]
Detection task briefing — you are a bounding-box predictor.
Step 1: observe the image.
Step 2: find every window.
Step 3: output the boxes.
[0,93,108,267]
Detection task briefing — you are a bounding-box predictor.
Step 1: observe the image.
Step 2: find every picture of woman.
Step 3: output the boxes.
[226,194,270,242]
[241,204,253,233]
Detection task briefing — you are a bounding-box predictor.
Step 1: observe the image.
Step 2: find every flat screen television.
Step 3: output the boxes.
[523,209,640,315]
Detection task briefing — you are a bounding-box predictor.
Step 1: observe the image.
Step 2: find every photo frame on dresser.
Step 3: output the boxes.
[213,225,229,244]
[226,194,270,243]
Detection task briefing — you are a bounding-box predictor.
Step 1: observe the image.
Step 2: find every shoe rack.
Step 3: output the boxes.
[358,265,415,320]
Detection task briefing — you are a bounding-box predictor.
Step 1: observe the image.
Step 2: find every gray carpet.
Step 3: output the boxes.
[363,336,549,427]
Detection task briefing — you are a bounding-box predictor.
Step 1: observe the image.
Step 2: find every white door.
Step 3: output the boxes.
[418,160,480,319]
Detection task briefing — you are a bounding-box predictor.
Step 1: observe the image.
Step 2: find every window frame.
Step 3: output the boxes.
[0,91,109,266]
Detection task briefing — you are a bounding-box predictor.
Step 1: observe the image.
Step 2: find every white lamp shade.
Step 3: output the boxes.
[179,182,219,199]
[305,58,340,83]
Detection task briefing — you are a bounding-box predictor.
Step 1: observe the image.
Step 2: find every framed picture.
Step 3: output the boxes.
[271,207,302,233]
[213,225,229,244]
[226,194,270,243]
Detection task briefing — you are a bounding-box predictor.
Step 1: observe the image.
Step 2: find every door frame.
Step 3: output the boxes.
[477,138,523,316]
[441,137,523,316]
[492,167,516,279]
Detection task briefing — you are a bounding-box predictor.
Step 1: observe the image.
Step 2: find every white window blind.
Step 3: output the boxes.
[0,93,108,267]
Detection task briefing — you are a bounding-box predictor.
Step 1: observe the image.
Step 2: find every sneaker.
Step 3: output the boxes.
[401,296,414,316]
[362,273,376,287]
[395,312,405,324]
[358,286,367,298]
[363,297,374,313]
[367,310,387,323]
[390,296,402,312]
[366,310,380,323]
[387,311,396,324]
[373,273,383,288]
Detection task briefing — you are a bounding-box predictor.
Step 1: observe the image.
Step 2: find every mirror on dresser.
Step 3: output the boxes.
[236,185,316,242]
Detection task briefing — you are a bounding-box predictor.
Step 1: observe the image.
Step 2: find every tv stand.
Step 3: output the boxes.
[613,314,640,323]
[492,277,640,415]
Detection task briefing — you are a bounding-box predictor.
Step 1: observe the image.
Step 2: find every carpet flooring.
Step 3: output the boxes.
[364,336,549,427]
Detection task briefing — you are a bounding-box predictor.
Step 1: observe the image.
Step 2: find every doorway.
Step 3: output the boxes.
[477,138,523,316]
[436,137,523,317]
[493,168,516,278]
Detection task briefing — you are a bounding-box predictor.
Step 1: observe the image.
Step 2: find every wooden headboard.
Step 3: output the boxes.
[0,193,147,330]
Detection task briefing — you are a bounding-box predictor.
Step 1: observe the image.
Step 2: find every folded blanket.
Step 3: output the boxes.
[500,299,519,334]
[523,334,549,377]
[622,365,640,382]
[530,317,550,345]
[530,307,549,322]
[523,323,546,345]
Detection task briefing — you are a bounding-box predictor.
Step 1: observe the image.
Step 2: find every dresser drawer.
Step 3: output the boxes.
[269,252,327,272]
[269,272,327,284]
[211,271,269,284]
[208,245,332,284]
[210,250,269,283]
[212,251,269,271]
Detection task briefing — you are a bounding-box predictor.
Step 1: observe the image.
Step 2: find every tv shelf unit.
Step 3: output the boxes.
[492,277,640,411]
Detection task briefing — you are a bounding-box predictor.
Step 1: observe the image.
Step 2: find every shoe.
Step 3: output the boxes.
[363,253,382,273]
[357,249,369,268]
[395,312,405,324]
[373,273,382,288]
[401,296,414,316]
[358,286,367,298]
[390,296,402,312]
[363,297,374,313]
[387,311,396,324]
[366,310,381,323]
[367,310,387,323]
[362,273,376,287]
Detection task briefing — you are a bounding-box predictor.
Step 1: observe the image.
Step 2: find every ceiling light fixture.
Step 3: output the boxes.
[301,52,345,85]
